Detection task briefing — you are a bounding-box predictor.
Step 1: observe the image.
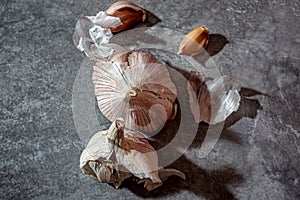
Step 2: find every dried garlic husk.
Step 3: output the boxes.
[92,51,177,134]
[72,11,123,59]
[106,0,147,33]
[187,71,212,123]
[80,119,132,187]
[80,118,185,191]
[188,71,241,124]
[178,26,209,56]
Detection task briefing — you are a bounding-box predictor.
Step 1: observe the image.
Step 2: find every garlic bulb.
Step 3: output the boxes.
[80,118,185,191]
[187,71,241,124]
[92,51,177,134]
[178,26,209,56]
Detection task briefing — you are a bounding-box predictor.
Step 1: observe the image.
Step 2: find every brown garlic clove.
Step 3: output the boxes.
[109,8,145,33]
[106,1,147,33]
[178,26,209,56]
[107,0,146,16]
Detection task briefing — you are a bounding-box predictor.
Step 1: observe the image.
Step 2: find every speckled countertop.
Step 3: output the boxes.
[0,0,299,199]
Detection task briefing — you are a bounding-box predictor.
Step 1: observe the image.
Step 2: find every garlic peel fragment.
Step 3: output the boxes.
[73,12,123,59]
[188,71,241,124]
[106,0,161,33]
[207,75,241,124]
[86,11,122,28]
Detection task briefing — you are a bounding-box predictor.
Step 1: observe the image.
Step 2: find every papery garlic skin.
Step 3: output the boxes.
[188,71,241,124]
[178,26,209,56]
[206,75,241,124]
[80,119,125,169]
[187,71,212,123]
[73,11,122,59]
[86,11,122,28]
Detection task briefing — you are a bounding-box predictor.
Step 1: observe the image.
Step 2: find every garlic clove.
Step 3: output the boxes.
[119,128,185,190]
[118,129,161,183]
[178,26,209,56]
[106,1,147,33]
[109,8,145,33]
[106,0,146,18]
[106,1,161,33]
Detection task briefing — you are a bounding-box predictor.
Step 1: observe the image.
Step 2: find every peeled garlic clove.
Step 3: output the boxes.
[106,1,147,33]
[178,26,209,56]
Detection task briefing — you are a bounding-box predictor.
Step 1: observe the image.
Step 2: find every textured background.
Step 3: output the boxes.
[1,0,299,199]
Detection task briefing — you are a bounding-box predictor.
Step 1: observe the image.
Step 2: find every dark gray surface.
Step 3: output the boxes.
[1,0,299,199]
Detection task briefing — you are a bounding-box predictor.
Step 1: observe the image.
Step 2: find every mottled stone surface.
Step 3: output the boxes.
[0,0,299,200]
